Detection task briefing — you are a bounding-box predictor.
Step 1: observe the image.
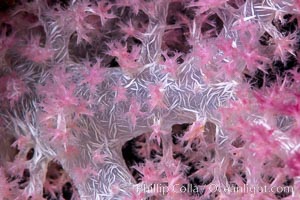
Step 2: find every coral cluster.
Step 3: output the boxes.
[0,0,300,199]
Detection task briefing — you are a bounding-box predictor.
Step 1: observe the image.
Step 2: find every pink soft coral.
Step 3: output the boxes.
[88,0,116,26]
[38,68,92,118]
[149,119,169,145]
[72,164,97,185]
[148,83,167,111]
[272,33,297,63]
[287,151,300,176]
[21,35,54,63]
[106,42,142,74]
[11,135,32,152]
[160,51,182,79]
[187,0,229,14]
[133,159,162,184]
[180,120,205,152]
[113,82,128,103]
[0,72,28,107]
[124,99,144,130]
[50,1,96,44]
[81,59,107,93]
[118,20,144,40]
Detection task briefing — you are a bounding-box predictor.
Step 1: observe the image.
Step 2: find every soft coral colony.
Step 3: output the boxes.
[0,0,300,199]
